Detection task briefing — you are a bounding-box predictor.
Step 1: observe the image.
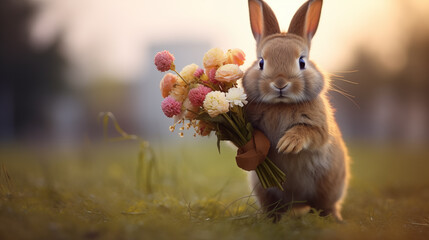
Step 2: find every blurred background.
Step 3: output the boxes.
[2,2,429,238]
[1,0,429,149]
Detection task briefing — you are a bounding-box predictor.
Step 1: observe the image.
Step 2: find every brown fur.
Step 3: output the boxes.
[245,0,349,222]
[288,0,322,45]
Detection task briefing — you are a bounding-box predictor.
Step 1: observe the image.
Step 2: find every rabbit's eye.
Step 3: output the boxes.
[259,58,264,70]
[299,56,306,70]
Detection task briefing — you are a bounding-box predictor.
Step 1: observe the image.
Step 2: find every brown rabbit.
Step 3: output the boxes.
[243,0,350,221]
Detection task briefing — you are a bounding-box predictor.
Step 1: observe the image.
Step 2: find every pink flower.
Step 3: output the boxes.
[188,85,212,107]
[154,50,175,72]
[160,73,177,98]
[207,68,218,84]
[193,68,204,78]
[161,96,181,118]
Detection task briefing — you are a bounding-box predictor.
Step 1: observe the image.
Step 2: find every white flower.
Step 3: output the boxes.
[226,87,248,107]
[203,91,229,117]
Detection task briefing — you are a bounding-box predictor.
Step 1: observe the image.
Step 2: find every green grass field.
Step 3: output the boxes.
[0,140,428,240]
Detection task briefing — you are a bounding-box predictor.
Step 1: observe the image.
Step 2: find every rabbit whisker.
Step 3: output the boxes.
[329,86,360,109]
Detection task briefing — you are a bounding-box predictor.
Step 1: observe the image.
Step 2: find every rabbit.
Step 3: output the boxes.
[243,0,350,222]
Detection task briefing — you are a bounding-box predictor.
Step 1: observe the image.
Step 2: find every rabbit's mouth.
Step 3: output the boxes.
[271,94,293,103]
[260,92,294,103]
[268,82,293,101]
[258,81,301,103]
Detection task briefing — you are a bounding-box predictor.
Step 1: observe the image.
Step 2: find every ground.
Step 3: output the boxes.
[0,140,428,240]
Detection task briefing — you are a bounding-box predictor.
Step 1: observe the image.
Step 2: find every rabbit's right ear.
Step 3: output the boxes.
[248,0,280,44]
[288,0,323,47]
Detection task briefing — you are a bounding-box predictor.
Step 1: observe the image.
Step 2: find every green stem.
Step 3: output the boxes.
[173,70,188,85]
[260,162,275,185]
[260,159,285,191]
[266,158,286,179]
[199,81,216,91]
[255,167,268,189]
[222,113,248,145]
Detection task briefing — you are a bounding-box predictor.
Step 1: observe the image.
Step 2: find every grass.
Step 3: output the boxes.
[0,140,428,240]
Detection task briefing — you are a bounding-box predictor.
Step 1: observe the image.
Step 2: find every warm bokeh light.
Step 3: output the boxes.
[29,0,429,82]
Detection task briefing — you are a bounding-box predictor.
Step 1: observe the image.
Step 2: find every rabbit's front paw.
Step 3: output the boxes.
[276,132,309,154]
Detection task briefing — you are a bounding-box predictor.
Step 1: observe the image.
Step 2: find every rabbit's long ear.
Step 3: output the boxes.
[248,0,280,44]
[288,0,323,47]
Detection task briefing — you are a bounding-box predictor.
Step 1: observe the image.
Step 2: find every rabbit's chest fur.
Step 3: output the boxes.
[246,97,333,198]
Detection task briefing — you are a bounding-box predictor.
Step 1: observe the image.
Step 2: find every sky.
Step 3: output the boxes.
[28,0,429,84]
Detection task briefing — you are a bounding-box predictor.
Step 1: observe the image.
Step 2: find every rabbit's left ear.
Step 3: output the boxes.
[248,0,280,44]
[288,0,323,47]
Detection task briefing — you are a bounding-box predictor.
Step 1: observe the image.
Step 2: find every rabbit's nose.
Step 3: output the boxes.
[270,82,290,92]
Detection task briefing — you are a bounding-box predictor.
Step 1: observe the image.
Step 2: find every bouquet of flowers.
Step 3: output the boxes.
[154,48,286,190]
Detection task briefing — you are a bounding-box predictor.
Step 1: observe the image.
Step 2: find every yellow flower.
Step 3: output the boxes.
[200,73,209,82]
[215,64,243,83]
[225,48,246,66]
[179,63,199,83]
[203,91,229,117]
[203,48,226,69]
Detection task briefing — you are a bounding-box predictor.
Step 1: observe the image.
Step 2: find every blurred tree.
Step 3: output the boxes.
[334,31,429,144]
[0,0,66,141]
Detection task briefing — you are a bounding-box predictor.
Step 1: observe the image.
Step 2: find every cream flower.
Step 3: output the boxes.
[183,98,199,120]
[215,64,243,83]
[203,91,229,117]
[179,63,199,83]
[226,87,248,107]
[203,48,226,69]
[170,83,188,103]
